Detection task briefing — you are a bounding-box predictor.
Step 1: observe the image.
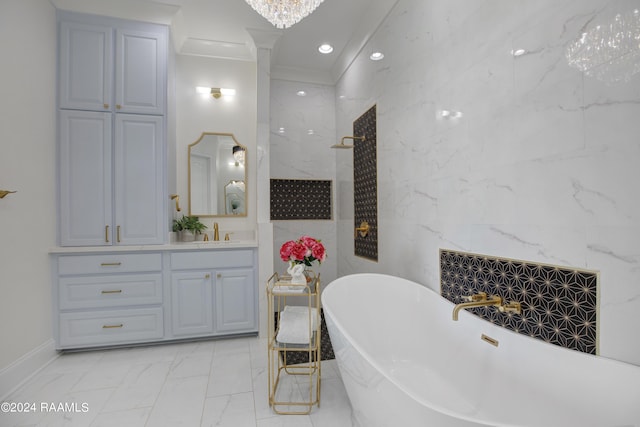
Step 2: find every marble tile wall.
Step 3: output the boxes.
[335,0,640,365]
[270,80,338,283]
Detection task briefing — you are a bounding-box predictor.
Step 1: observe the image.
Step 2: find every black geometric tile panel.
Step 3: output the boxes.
[270,179,332,220]
[440,249,599,355]
[354,105,378,261]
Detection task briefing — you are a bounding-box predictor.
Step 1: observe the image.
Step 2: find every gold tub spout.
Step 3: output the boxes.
[452,294,503,321]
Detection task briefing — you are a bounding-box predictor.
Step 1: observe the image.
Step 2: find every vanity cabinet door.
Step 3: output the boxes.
[59,18,166,115]
[59,110,112,246]
[214,269,257,333]
[114,114,164,245]
[115,28,166,115]
[171,271,214,336]
[59,21,113,112]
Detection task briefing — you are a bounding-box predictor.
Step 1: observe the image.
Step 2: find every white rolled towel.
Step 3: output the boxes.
[276,306,319,344]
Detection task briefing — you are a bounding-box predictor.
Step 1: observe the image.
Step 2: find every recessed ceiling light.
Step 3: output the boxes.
[318,43,333,54]
[307,129,314,135]
[370,52,384,61]
[278,127,285,133]
[297,90,306,96]
[511,48,526,57]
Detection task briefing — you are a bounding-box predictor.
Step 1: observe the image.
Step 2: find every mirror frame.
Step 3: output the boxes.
[188,132,247,217]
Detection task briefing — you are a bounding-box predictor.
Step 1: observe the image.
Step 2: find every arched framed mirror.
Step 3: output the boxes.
[188,132,247,217]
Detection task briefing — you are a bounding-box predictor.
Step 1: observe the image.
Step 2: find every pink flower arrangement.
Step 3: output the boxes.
[280,236,327,267]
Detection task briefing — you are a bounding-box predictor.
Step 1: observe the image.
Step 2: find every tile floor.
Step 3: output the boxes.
[0,337,355,427]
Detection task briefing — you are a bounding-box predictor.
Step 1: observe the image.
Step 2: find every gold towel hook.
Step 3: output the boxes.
[0,190,17,199]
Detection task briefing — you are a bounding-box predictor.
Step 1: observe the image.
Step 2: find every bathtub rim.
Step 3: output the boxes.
[322,272,640,427]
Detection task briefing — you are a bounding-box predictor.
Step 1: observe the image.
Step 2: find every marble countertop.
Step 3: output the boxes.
[49,240,258,254]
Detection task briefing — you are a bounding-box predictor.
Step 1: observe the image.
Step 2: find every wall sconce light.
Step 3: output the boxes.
[196,86,236,99]
[232,145,246,165]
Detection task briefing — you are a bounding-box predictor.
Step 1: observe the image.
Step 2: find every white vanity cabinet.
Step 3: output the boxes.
[59,111,164,246]
[52,246,259,350]
[54,253,164,349]
[170,249,258,338]
[58,15,167,115]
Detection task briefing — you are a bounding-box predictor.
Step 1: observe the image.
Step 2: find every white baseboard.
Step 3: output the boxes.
[0,339,59,401]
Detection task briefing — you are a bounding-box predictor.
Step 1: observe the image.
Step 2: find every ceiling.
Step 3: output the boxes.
[50,0,399,84]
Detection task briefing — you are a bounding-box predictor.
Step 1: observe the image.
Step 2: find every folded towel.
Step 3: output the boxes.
[283,305,318,330]
[276,306,318,344]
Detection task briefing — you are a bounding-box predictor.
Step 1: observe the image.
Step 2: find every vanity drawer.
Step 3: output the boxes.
[58,307,164,348]
[58,253,162,275]
[59,274,162,310]
[171,249,254,270]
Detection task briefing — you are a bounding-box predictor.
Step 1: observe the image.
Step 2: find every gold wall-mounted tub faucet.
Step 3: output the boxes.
[452,294,503,321]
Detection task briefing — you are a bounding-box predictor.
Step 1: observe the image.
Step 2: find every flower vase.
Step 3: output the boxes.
[287,263,307,285]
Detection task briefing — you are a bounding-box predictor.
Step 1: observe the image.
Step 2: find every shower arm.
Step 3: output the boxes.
[341,135,365,145]
[331,135,366,149]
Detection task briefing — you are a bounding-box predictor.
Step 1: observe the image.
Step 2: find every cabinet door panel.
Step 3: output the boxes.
[59,110,112,246]
[171,272,214,336]
[115,28,166,115]
[215,269,256,333]
[59,22,112,111]
[114,114,164,245]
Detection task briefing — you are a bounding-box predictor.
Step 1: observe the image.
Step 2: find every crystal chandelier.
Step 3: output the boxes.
[565,7,640,84]
[245,0,325,29]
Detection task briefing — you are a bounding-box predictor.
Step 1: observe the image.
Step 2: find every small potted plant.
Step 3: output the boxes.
[172,215,207,242]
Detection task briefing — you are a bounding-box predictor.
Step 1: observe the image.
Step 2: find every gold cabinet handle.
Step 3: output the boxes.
[117,225,121,243]
[355,221,370,238]
[116,104,122,110]
[205,274,211,279]
[102,324,123,329]
[103,103,109,109]
[105,225,110,243]
[101,289,122,294]
[100,262,122,267]
[217,273,222,279]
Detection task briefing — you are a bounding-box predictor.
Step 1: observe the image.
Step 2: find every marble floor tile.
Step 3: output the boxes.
[145,375,208,426]
[201,392,255,427]
[89,407,151,427]
[1,336,354,427]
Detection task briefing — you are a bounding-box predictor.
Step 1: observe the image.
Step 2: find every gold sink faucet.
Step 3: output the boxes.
[452,293,503,321]
[213,222,219,241]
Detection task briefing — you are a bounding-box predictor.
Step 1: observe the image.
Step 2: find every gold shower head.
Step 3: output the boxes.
[331,135,365,149]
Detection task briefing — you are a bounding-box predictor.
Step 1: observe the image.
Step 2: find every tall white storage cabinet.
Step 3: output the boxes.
[52,12,260,351]
[57,11,167,246]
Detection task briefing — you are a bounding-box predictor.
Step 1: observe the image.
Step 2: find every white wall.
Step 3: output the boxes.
[0,0,57,371]
[336,0,640,365]
[270,79,338,286]
[174,55,257,234]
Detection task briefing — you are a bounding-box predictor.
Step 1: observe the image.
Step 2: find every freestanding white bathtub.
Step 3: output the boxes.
[322,273,640,427]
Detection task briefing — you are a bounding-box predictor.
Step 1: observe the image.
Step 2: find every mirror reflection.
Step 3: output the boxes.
[188,132,247,217]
